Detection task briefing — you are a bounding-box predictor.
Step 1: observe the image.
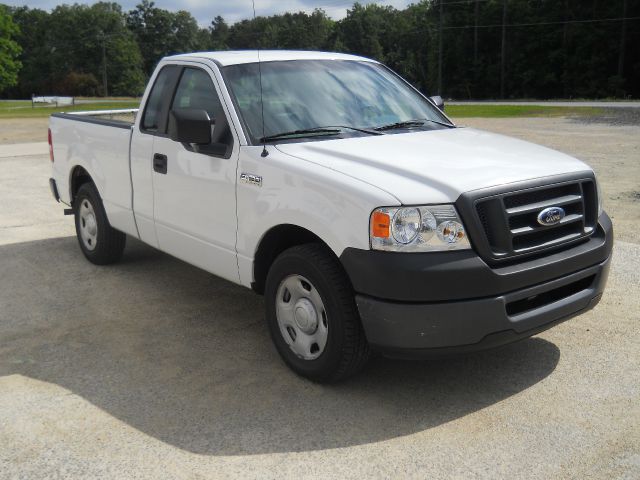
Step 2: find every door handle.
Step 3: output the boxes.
[153,153,168,174]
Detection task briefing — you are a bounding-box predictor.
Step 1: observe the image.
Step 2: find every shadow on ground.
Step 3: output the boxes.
[0,236,560,455]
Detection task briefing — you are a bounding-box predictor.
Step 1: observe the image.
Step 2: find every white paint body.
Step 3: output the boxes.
[50,51,594,289]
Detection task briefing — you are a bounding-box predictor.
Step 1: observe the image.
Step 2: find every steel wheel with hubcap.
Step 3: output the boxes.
[265,243,370,382]
[73,182,126,265]
[78,198,98,251]
[276,274,329,360]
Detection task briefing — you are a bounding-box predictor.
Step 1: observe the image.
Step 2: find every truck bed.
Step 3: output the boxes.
[49,109,139,237]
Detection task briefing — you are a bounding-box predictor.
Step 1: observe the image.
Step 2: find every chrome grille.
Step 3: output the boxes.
[469,178,598,262]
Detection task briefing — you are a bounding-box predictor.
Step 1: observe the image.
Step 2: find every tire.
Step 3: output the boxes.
[265,243,370,382]
[74,182,126,265]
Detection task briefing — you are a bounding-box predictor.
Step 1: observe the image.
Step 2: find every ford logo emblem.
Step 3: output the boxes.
[537,206,565,226]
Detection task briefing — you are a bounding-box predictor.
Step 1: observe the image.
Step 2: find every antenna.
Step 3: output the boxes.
[252,0,269,157]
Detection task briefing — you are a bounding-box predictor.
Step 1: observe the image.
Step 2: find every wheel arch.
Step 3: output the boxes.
[252,223,335,295]
[68,165,94,205]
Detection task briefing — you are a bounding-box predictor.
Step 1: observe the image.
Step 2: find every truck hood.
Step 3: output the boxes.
[276,127,592,204]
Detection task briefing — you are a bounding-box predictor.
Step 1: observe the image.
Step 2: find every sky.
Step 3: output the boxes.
[4,0,415,25]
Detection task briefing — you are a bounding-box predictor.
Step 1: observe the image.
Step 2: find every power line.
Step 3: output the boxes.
[443,15,640,30]
[392,15,640,38]
[436,0,491,6]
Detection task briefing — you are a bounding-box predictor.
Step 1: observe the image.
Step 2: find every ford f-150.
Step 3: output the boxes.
[49,51,612,382]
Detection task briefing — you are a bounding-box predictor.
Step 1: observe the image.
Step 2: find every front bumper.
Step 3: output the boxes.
[340,213,613,356]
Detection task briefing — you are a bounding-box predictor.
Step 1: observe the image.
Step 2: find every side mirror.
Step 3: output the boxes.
[168,109,211,145]
[429,95,445,111]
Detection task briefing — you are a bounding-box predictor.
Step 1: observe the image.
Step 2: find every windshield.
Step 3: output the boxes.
[223,60,452,144]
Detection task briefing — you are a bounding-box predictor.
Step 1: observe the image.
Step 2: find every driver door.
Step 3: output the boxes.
[152,66,240,283]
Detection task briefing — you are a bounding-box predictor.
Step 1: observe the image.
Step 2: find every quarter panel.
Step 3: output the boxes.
[51,117,137,236]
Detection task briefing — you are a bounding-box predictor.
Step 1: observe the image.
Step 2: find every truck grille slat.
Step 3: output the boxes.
[510,213,584,236]
[468,177,598,262]
[505,194,582,215]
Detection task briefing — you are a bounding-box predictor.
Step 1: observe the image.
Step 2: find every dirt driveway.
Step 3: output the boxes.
[0,118,49,144]
[0,117,638,479]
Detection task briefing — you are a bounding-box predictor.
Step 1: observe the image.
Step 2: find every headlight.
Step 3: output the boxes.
[370,205,471,252]
[391,207,421,244]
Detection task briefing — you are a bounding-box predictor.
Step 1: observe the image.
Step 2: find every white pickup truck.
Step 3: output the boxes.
[49,51,612,382]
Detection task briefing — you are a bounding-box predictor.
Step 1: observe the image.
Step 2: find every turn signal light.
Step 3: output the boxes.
[371,211,390,238]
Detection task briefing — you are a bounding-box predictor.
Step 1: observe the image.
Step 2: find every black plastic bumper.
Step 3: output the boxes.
[49,178,60,202]
[341,213,613,356]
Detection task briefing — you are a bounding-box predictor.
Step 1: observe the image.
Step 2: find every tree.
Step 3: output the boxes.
[127,1,206,75]
[8,3,144,97]
[172,10,204,53]
[5,6,48,97]
[3,0,640,99]
[333,3,396,61]
[45,2,145,96]
[127,0,177,74]
[210,15,229,50]
[0,4,21,94]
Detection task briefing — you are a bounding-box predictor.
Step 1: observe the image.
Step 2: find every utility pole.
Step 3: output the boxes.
[499,0,507,99]
[618,0,628,79]
[473,0,479,65]
[562,0,569,98]
[100,32,108,97]
[438,0,443,95]
[473,0,479,97]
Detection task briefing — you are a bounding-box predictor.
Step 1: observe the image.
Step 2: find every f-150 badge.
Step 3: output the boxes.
[240,173,262,187]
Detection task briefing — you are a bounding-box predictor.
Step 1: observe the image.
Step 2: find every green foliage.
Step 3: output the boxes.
[57,72,100,96]
[126,1,209,75]
[209,16,229,50]
[0,98,140,118]
[7,2,145,97]
[0,4,21,93]
[226,9,333,50]
[444,104,605,118]
[2,1,640,99]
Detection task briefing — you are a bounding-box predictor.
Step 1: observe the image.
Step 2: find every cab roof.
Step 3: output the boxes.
[164,50,377,66]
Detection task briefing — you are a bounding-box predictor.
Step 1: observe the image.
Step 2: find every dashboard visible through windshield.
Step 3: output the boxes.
[223,59,452,144]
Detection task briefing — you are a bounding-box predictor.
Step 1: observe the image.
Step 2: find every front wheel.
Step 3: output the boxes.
[74,182,126,265]
[265,244,370,382]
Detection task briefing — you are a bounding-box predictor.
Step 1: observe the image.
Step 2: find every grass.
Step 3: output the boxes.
[0,98,141,119]
[0,99,606,120]
[444,104,605,118]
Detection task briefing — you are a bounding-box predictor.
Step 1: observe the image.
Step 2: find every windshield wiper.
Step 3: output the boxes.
[260,128,341,142]
[373,118,454,131]
[260,125,384,143]
[325,125,384,136]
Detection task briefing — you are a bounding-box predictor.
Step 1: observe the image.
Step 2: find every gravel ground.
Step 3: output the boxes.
[0,118,49,144]
[449,101,640,108]
[570,107,640,126]
[0,117,638,479]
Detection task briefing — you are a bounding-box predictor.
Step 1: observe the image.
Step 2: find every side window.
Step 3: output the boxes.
[142,66,179,133]
[171,68,222,122]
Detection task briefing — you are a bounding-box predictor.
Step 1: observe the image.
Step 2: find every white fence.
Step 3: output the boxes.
[31,96,75,107]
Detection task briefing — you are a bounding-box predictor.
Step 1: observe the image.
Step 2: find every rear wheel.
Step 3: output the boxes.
[265,243,370,382]
[74,182,126,265]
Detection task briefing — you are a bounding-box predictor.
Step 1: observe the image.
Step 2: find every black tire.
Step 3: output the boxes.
[74,182,126,265]
[265,243,370,382]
